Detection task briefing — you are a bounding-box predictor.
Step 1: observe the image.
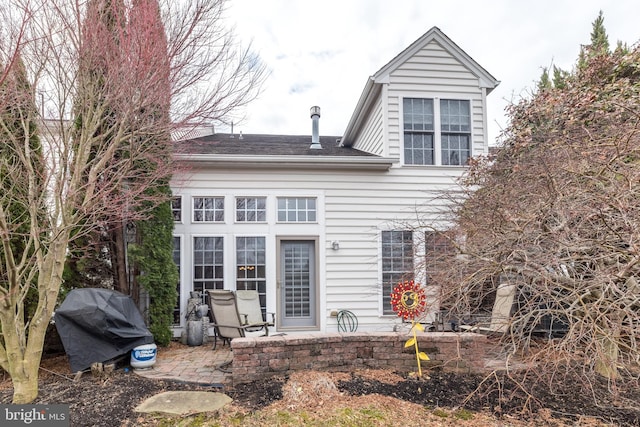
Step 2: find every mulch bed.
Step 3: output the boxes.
[1,351,639,426]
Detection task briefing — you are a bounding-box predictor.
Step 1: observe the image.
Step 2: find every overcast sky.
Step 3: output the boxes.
[223,0,640,145]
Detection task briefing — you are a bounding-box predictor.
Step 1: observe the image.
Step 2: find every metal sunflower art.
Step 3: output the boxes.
[391,280,430,377]
[390,280,426,320]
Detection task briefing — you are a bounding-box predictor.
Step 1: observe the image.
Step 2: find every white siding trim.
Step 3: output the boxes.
[481,87,490,151]
[381,83,390,157]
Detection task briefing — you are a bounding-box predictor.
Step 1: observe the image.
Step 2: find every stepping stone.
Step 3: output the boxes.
[134,391,232,415]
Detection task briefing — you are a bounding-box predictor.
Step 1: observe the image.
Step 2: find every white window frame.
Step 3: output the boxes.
[380,230,415,316]
[171,196,182,223]
[276,197,318,223]
[235,235,267,314]
[235,196,267,223]
[172,235,182,325]
[192,196,225,223]
[401,96,473,166]
[192,235,225,298]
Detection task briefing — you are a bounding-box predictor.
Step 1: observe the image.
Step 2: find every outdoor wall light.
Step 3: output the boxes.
[331,241,340,250]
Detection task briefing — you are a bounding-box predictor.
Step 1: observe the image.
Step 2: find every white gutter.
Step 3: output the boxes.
[174,154,396,170]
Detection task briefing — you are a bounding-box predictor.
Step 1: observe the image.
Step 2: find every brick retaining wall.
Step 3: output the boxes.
[231,332,488,385]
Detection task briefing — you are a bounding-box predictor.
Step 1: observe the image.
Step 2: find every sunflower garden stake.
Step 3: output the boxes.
[391,280,430,377]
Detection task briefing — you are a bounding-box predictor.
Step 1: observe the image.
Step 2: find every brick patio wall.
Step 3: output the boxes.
[231,332,488,385]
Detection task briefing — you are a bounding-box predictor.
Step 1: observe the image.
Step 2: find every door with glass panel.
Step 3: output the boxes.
[278,240,317,328]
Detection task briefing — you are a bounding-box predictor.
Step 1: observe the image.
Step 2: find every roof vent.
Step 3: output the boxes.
[310,106,322,149]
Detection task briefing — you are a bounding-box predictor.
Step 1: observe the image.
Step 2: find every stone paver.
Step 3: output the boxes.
[134,391,232,415]
[133,343,233,387]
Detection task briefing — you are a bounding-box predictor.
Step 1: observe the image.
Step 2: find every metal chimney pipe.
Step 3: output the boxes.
[310,106,322,149]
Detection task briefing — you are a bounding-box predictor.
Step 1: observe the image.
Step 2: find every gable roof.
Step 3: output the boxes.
[341,27,500,147]
[174,133,395,170]
[374,26,499,90]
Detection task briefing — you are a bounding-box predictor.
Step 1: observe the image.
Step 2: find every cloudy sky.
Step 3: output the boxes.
[223,0,640,145]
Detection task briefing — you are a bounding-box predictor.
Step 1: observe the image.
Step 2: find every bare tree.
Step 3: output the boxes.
[0,0,265,403]
[428,42,640,390]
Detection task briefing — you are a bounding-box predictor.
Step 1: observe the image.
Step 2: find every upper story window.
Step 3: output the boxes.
[171,196,182,222]
[403,98,434,165]
[440,99,471,165]
[403,98,471,166]
[236,197,266,222]
[277,197,317,222]
[193,197,224,222]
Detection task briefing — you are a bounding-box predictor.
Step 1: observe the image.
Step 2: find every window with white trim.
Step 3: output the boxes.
[236,237,267,314]
[403,98,434,165]
[440,99,471,165]
[277,197,317,222]
[172,236,181,324]
[193,197,224,222]
[403,98,471,166]
[193,237,224,295]
[236,197,266,222]
[171,197,182,222]
[381,230,414,315]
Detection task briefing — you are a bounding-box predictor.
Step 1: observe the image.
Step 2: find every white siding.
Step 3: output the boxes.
[172,163,463,334]
[172,33,494,335]
[387,40,487,160]
[351,96,385,155]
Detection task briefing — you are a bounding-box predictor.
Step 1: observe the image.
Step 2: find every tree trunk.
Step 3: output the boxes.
[595,323,620,380]
[111,224,129,296]
[0,236,68,403]
[0,302,47,403]
[8,346,42,404]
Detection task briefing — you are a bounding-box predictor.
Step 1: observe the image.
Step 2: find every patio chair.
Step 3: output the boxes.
[235,290,274,333]
[459,282,516,334]
[206,290,270,350]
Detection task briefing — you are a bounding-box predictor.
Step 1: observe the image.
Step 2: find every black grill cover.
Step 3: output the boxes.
[54,288,154,372]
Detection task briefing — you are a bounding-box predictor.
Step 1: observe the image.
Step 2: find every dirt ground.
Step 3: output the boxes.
[1,343,639,427]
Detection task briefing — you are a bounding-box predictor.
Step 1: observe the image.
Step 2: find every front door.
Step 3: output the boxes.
[278,240,317,328]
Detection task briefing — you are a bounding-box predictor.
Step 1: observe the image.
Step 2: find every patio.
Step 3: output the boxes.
[133,342,233,386]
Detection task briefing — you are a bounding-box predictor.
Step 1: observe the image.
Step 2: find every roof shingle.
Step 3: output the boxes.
[175,133,377,157]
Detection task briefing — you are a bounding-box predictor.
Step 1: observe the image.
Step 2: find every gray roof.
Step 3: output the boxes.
[175,133,377,157]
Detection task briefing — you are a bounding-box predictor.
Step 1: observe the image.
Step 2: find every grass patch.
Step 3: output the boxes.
[454,408,474,420]
[432,408,449,418]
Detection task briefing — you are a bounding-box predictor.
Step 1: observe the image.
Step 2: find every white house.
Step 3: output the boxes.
[170,27,499,336]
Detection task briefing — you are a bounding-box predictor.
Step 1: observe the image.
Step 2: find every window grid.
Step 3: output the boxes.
[171,197,182,222]
[193,197,224,222]
[277,197,317,222]
[193,237,224,299]
[404,133,434,165]
[236,236,267,315]
[284,244,311,317]
[381,231,414,315]
[403,98,435,165]
[440,99,471,166]
[236,197,266,222]
[172,236,181,324]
